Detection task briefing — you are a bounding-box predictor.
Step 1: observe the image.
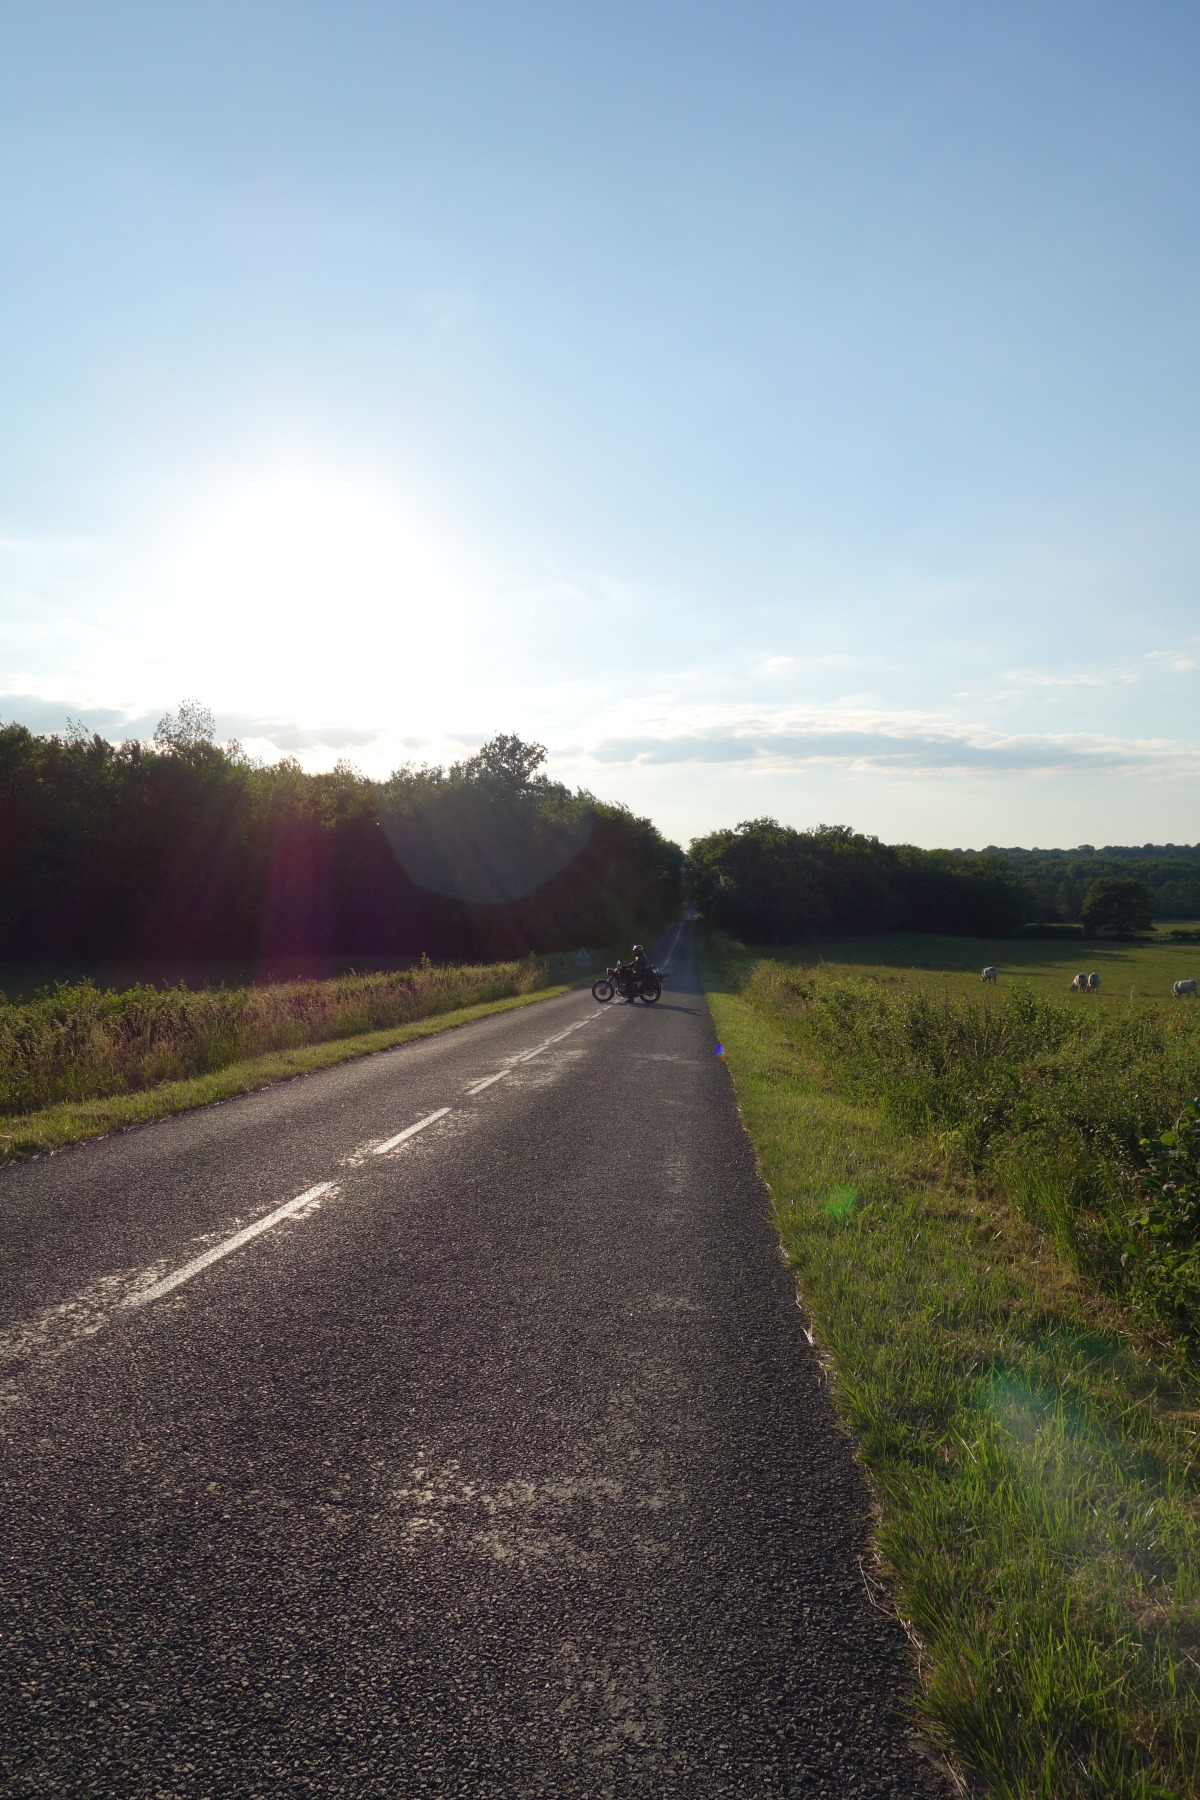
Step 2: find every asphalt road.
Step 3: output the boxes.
[0,924,951,1798]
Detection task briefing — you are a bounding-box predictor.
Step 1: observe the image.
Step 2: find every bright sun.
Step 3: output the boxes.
[168,474,463,718]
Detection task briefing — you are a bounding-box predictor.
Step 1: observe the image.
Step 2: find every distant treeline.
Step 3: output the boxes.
[688,819,1032,941]
[959,845,1200,922]
[0,709,682,962]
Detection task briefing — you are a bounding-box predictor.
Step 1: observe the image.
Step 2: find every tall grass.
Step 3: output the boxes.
[0,956,578,1118]
[745,963,1200,1341]
[703,938,1200,1797]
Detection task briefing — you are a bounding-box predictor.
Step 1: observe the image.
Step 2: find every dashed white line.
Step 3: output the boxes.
[125,1182,337,1309]
[54,1003,608,1338]
[373,1107,452,1154]
[465,1015,597,1094]
[662,915,686,969]
[466,1070,509,1094]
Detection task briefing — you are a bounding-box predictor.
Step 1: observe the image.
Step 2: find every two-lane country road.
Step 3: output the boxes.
[0,924,952,1798]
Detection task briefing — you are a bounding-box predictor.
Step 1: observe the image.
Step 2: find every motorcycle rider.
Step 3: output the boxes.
[611,944,650,1001]
[611,944,653,1001]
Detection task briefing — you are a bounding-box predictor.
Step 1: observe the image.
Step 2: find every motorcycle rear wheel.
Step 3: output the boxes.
[639,982,662,1003]
[591,979,614,1003]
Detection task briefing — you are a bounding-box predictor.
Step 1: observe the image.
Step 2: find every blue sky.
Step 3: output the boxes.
[2,1,1199,847]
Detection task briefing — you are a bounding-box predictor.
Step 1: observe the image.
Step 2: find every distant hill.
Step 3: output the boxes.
[957,844,1200,921]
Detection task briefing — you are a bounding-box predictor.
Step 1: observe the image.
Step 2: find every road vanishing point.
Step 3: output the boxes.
[0,923,951,1798]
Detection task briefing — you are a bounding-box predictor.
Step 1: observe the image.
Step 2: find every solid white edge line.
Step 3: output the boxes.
[373,1106,452,1155]
[125,1182,336,1308]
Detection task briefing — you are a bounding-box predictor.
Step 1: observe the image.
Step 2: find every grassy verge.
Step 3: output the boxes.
[702,934,1200,1800]
[0,985,569,1159]
[0,954,587,1118]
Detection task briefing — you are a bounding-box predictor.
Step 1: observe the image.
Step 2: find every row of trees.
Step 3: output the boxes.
[687,819,1034,942]
[960,844,1200,922]
[4,708,1181,962]
[0,708,683,962]
[688,820,1172,944]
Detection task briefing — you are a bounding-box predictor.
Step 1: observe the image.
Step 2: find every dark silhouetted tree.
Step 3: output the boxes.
[1081,877,1156,937]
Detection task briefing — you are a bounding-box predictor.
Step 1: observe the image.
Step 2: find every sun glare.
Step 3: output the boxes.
[169,474,462,718]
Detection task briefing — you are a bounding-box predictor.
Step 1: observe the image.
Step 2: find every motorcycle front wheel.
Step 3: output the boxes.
[591,979,615,1003]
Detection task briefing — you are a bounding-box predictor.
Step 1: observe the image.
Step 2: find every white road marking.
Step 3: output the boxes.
[125,1182,337,1308]
[7,1000,611,1379]
[662,916,686,969]
[466,1070,509,1094]
[373,1107,452,1154]
[513,1020,591,1061]
[465,1015,596,1094]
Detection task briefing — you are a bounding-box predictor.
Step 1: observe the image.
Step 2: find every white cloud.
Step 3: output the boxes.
[1144,647,1200,673]
[568,704,1200,779]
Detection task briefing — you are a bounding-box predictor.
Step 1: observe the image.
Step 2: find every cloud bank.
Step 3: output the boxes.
[4,695,1199,785]
[576,712,1200,779]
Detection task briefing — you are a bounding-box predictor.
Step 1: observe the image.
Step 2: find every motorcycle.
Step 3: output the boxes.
[591,963,665,1005]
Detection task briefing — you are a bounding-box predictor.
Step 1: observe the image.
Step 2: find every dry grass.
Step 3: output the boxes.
[0,986,570,1159]
[0,955,583,1146]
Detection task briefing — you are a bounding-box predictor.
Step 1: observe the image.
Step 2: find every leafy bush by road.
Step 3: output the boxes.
[759,965,1200,1339]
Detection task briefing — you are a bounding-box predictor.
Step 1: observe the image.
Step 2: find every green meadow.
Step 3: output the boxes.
[792,927,1200,1006]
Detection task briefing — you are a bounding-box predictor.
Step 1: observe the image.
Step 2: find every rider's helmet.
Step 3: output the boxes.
[632,944,645,955]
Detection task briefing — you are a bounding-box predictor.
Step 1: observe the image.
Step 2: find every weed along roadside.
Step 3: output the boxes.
[701,931,1200,1800]
[0,956,587,1159]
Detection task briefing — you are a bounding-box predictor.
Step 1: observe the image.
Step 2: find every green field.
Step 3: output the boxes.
[793,929,1200,1005]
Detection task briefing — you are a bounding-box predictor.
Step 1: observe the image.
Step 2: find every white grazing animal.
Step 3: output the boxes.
[1070,973,1089,992]
[981,966,998,984]
[1087,971,1101,991]
[1174,978,1198,998]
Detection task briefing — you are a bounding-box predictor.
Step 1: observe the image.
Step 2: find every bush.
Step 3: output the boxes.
[740,963,1200,1338]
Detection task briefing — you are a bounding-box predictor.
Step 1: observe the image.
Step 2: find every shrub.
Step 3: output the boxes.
[741,963,1200,1338]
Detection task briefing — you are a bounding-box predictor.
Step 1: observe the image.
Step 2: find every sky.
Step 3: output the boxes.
[2,0,1199,850]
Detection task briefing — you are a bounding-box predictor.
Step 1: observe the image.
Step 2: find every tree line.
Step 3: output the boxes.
[687,819,1034,941]
[0,708,683,962]
[687,820,1185,943]
[960,844,1200,922]
[5,708,1187,963]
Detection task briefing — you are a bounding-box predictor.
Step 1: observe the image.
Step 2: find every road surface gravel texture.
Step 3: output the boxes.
[0,924,951,1798]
